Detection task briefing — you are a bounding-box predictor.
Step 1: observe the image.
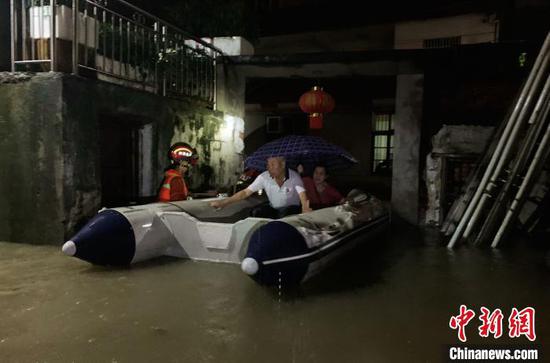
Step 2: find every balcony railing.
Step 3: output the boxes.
[10,0,224,106]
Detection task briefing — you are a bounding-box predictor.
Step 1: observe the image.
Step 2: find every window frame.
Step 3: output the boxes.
[371,112,395,174]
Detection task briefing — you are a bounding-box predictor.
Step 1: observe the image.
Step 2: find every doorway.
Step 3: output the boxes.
[99,117,149,207]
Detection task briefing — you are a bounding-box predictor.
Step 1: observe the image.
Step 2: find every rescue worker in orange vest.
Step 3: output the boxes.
[158,142,197,202]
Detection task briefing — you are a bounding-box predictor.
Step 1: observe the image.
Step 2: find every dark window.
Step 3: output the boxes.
[372,113,394,174]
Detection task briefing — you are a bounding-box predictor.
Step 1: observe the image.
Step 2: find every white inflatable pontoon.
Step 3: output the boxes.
[63,191,389,284]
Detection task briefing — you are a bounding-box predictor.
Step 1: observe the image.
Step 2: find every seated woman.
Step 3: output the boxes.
[302,165,344,210]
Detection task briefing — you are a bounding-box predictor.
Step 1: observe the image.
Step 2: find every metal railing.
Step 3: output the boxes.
[10,0,223,106]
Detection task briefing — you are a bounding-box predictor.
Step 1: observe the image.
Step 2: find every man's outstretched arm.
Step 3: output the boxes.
[210,188,253,209]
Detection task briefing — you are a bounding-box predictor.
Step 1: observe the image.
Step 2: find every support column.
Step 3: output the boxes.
[392,74,424,225]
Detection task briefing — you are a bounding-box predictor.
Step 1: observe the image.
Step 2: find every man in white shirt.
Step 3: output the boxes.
[210,156,312,218]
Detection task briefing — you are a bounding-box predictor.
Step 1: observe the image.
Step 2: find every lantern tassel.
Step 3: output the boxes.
[309,113,323,129]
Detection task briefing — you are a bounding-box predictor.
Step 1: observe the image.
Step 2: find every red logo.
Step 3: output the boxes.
[450,306,536,342]
[509,307,536,341]
[478,307,504,338]
[449,305,476,342]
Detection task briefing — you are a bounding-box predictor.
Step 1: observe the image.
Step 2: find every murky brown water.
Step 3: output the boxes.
[1,227,549,362]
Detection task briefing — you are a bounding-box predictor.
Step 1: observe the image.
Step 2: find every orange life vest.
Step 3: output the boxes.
[158,169,188,202]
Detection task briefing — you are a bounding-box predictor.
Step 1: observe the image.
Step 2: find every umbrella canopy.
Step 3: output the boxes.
[244,135,358,172]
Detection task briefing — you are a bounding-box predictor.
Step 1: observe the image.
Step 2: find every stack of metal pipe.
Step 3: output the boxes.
[446,31,550,249]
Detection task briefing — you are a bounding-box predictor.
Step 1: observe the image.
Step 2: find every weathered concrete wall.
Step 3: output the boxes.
[0,72,244,244]
[0,0,10,71]
[394,13,497,49]
[392,74,424,225]
[211,61,247,190]
[170,107,244,191]
[243,107,266,138]
[216,62,246,118]
[254,24,394,55]
[0,73,64,244]
[61,76,171,234]
[234,62,400,79]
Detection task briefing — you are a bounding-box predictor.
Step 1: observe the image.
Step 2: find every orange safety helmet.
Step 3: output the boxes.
[169,142,199,166]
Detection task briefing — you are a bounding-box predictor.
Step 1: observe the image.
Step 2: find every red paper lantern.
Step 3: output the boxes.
[299,86,335,129]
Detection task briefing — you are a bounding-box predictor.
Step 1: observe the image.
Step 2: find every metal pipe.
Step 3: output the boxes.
[121,18,124,77]
[110,13,114,74]
[441,171,478,234]
[84,3,88,66]
[464,47,550,238]
[128,22,132,78]
[30,3,36,61]
[140,26,144,82]
[197,52,201,98]
[133,22,137,80]
[492,94,550,247]
[474,75,550,246]
[179,41,184,94]
[141,28,151,87]
[209,58,212,104]
[206,59,209,102]
[203,54,207,100]
[50,0,56,71]
[213,56,217,109]
[448,33,550,247]
[205,56,209,102]
[10,0,15,71]
[36,0,43,63]
[153,21,158,93]
[185,45,189,96]
[22,0,27,60]
[191,51,196,96]
[440,115,510,236]
[170,37,176,93]
[195,51,199,96]
[77,62,148,83]
[161,24,167,96]
[93,4,98,69]
[145,29,150,85]
[118,17,123,77]
[14,59,52,63]
[72,0,79,74]
[102,9,105,71]
[39,0,44,61]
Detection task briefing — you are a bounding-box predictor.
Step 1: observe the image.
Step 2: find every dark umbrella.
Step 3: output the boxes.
[244,135,358,172]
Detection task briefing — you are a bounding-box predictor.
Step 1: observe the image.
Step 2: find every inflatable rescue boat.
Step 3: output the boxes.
[62,190,389,284]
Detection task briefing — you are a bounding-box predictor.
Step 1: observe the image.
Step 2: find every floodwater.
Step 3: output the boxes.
[1,226,549,363]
